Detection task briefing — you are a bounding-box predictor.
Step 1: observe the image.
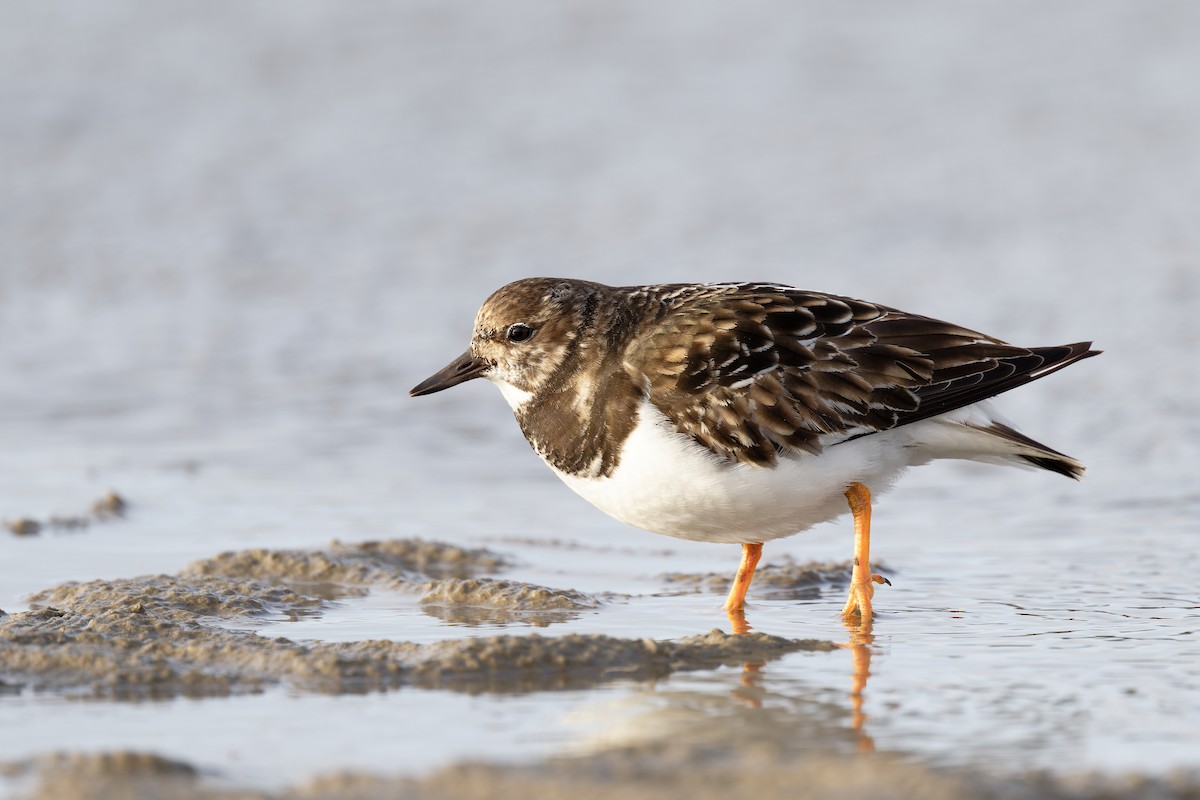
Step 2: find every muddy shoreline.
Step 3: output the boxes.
[3,538,1195,800]
[6,747,1199,800]
[0,538,834,699]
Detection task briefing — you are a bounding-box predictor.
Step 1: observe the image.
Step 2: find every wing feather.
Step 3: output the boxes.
[623,284,1098,466]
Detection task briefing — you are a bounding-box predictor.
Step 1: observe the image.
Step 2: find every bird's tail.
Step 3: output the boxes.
[972,421,1086,479]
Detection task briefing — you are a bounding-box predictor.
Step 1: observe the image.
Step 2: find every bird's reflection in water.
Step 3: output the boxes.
[727,605,878,751]
[842,614,877,753]
[727,606,753,636]
[555,610,881,763]
[726,607,766,708]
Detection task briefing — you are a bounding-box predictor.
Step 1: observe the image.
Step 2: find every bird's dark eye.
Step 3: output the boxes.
[505,323,536,343]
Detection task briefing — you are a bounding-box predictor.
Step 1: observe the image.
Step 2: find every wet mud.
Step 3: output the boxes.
[5,747,1199,800]
[0,539,830,699]
[185,538,510,588]
[4,491,128,536]
[6,540,1192,800]
[187,539,598,625]
[417,577,600,627]
[661,557,860,601]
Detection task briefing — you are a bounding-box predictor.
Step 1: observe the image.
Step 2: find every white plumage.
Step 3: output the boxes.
[507,392,1042,545]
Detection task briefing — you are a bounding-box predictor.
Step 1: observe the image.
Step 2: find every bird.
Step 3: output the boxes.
[410,278,1098,623]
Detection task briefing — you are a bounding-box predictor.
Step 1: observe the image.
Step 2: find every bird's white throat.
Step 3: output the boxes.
[493,378,534,410]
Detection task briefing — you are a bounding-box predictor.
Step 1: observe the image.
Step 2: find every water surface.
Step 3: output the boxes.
[2,1,1198,795]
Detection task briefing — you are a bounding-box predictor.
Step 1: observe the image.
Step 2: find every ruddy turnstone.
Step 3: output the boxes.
[411,278,1098,621]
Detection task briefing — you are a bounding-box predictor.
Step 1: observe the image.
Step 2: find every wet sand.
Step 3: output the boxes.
[0,539,832,699]
[661,556,856,600]
[3,538,1198,800]
[4,492,127,537]
[6,744,1200,800]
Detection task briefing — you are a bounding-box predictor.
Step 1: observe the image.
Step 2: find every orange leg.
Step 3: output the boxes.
[840,482,891,618]
[724,542,763,614]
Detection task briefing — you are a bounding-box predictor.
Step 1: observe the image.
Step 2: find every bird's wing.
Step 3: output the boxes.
[622,284,1094,466]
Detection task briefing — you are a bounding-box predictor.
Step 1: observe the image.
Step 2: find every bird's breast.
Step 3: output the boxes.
[546,400,912,543]
[510,371,643,479]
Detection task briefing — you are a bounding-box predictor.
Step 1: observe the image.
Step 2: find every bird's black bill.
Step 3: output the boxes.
[409,351,488,397]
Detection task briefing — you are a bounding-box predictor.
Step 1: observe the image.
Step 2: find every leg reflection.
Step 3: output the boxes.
[726,603,880,746]
[726,605,765,707]
[726,605,752,636]
[842,614,877,753]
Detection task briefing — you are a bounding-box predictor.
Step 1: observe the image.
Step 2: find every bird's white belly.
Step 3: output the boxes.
[551,401,914,544]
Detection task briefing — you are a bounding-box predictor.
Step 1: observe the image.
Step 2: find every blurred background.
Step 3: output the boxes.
[3,0,1197,411]
[4,0,1198,514]
[1,0,1198,793]
[4,0,1198,559]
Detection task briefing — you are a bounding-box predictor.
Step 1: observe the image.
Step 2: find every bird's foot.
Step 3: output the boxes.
[840,562,890,619]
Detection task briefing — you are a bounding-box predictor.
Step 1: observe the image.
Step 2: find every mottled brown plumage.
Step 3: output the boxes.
[622,283,1097,469]
[412,279,1098,479]
[410,277,1099,621]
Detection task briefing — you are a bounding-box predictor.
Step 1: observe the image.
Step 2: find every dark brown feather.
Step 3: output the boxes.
[623,284,1099,466]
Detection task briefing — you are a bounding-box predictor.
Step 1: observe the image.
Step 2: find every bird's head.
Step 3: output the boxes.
[409,278,594,408]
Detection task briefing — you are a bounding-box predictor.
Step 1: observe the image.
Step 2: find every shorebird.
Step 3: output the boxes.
[411,278,1097,620]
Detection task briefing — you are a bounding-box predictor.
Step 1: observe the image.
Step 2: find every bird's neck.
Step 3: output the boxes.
[513,344,643,479]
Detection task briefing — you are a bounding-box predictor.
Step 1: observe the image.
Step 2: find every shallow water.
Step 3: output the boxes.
[2,1,1199,797]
